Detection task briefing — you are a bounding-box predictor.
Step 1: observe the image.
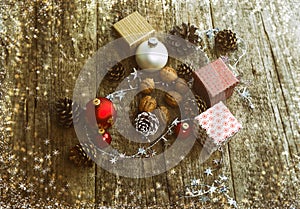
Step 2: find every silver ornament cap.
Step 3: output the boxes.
[135,37,168,72]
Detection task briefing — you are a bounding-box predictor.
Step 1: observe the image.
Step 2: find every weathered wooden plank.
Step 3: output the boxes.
[45,0,97,204]
[161,1,217,207]
[142,0,171,206]
[32,0,57,199]
[207,1,255,206]
[3,1,31,172]
[0,2,32,203]
[11,0,43,198]
[95,1,118,207]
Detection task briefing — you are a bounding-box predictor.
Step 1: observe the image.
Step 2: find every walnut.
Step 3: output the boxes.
[140,78,155,94]
[139,95,157,112]
[165,91,182,107]
[157,106,170,124]
[159,66,178,83]
[175,78,189,94]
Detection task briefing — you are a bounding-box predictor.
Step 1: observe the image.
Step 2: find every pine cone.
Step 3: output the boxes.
[167,22,203,57]
[170,22,201,44]
[69,143,94,167]
[194,95,207,113]
[56,98,81,128]
[215,29,238,52]
[192,119,207,144]
[182,95,207,118]
[176,63,195,80]
[193,119,217,152]
[107,62,126,81]
[135,112,159,137]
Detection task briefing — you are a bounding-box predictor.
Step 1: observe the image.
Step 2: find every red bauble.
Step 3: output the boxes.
[85,97,117,130]
[174,122,192,139]
[95,131,112,148]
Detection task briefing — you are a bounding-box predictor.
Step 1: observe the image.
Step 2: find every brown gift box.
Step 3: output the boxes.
[192,58,239,107]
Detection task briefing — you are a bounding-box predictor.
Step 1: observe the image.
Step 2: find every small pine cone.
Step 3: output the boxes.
[182,95,207,118]
[56,98,81,128]
[107,62,126,81]
[192,120,207,144]
[170,22,201,45]
[195,95,207,113]
[215,29,238,52]
[176,63,195,80]
[135,112,159,137]
[69,143,94,167]
[193,120,218,152]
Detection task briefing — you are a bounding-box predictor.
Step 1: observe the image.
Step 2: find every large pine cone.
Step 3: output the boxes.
[56,98,81,128]
[215,29,238,52]
[106,62,126,81]
[69,143,94,167]
[176,63,195,80]
[135,112,159,137]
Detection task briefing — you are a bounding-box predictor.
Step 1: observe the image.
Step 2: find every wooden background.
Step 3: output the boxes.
[1,0,300,208]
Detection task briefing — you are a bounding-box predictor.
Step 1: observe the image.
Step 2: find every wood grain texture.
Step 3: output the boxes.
[2,0,300,208]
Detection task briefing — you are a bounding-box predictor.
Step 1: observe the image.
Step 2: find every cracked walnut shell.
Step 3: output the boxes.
[159,66,178,83]
[139,95,157,112]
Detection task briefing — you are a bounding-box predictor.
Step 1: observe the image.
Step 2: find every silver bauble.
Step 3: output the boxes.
[135,37,168,72]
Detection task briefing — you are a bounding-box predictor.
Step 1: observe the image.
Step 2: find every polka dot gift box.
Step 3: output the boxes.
[194,101,242,152]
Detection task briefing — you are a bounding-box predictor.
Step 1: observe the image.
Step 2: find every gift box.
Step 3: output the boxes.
[192,58,239,107]
[113,11,155,48]
[194,101,242,152]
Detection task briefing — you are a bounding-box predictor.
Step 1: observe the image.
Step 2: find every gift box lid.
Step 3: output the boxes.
[194,101,242,145]
[113,11,155,48]
[193,58,239,104]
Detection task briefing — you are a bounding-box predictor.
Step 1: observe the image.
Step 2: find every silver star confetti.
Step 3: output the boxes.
[219,175,228,181]
[237,87,255,109]
[204,168,213,176]
[110,157,118,164]
[115,90,126,101]
[138,147,146,155]
[130,67,138,80]
[208,185,217,194]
